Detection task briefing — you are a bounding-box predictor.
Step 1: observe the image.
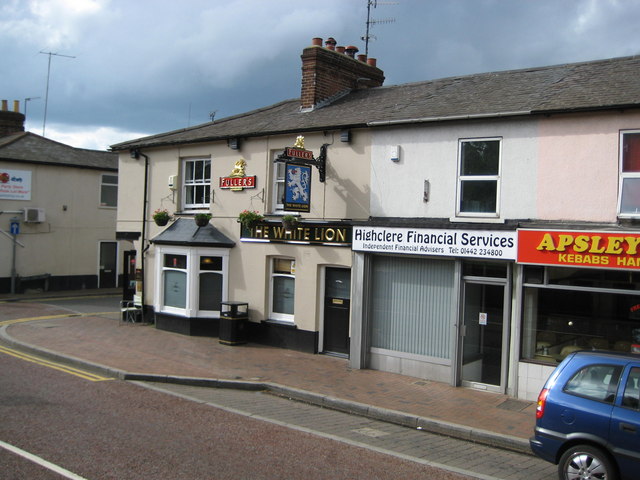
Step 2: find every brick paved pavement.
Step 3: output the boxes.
[0,289,537,455]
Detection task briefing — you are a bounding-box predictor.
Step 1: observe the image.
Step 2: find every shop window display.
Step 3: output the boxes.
[521,266,640,364]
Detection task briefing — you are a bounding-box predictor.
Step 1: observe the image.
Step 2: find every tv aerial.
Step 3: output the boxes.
[362,0,397,57]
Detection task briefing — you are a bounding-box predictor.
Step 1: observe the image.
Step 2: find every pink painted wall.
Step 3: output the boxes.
[537,112,640,222]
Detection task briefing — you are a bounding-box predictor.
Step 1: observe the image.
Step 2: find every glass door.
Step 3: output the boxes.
[460,281,508,392]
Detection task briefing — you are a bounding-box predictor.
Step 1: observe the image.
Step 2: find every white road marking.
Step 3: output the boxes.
[0,439,90,480]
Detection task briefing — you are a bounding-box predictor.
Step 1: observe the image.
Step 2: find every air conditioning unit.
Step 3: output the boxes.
[24,207,45,223]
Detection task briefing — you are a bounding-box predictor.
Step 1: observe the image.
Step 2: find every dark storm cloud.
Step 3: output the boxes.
[1,0,639,149]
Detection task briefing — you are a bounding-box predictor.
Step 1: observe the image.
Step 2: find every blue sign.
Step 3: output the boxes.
[284,163,311,213]
[10,221,19,235]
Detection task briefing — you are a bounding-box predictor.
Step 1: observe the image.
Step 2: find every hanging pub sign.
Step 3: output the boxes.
[219,159,256,191]
[284,163,311,212]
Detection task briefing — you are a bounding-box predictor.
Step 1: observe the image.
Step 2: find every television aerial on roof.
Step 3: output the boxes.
[362,0,397,57]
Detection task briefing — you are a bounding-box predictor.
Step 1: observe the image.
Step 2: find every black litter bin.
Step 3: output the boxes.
[219,301,248,345]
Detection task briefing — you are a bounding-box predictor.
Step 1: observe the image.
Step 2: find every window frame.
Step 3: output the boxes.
[182,157,211,211]
[155,246,228,318]
[563,363,622,405]
[271,153,286,213]
[456,137,502,218]
[617,130,640,218]
[100,173,118,208]
[269,256,295,323]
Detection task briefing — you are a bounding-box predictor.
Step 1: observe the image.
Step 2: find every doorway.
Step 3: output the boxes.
[99,242,117,288]
[323,267,351,356]
[459,279,509,392]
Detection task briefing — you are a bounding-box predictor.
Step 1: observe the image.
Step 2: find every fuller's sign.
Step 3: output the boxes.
[219,159,256,190]
[219,176,256,189]
[518,229,640,269]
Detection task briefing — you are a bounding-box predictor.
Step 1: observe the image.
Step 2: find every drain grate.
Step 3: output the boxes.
[352,427,390,438]
[497,398,532,412]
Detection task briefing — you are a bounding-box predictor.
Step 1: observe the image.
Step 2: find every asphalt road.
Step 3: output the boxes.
[0,347,472,480]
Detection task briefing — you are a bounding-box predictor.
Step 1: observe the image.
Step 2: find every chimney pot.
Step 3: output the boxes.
[300,41,384,110]
[311,37,323,46]
[0,99,26,136]
[367,58,377,67]
[325,37,337,50]
[345,46,359,58]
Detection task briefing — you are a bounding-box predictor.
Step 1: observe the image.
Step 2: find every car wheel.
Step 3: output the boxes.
[558,445,617,480]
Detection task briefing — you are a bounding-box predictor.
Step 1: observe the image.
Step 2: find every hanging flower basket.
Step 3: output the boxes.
[238,210,264,229]
[153,208,170,226]
[194,213,212,227]
[281,214,298,230]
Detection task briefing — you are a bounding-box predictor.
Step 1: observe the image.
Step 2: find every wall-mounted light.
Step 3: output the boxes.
[130,149,140,159]
[424,179,430,202]
[227,138,240,150]
[340,130,351,143]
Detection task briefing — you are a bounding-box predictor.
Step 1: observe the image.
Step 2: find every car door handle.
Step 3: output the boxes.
[620,423,637,433]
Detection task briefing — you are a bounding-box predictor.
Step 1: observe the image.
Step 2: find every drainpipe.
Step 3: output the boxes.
[130,149,149,323]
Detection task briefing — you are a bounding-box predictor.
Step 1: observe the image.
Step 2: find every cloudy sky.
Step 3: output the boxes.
[2,0,640,151]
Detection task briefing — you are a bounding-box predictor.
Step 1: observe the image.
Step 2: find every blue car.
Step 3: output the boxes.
[530,350,640,480]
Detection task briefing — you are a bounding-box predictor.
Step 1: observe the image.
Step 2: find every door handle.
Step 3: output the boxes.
[620,422,637,433]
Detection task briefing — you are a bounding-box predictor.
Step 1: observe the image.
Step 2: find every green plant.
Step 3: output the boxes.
[238,210,264,228]
[153,208,171,225]
[194,213,212,226]
[281,214,299,229]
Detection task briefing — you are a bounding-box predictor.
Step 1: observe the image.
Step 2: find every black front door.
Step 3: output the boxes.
[99,242,117,288]
[323,267,351,356]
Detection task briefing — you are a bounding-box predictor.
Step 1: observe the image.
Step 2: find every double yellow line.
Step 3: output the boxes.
[0,345,113,382]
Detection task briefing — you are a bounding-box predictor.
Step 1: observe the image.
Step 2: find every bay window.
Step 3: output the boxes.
[156,246,228,317]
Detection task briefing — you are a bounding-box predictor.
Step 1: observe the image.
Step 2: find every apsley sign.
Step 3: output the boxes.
[518,229,640,269]
[353,226,517,260]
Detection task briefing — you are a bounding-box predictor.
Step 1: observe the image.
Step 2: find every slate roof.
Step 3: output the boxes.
[0,132,117,170]
[151,218,235,247]
[111,55,640,151]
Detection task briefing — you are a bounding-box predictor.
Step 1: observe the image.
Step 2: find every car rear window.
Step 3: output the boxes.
[564,364,622,404]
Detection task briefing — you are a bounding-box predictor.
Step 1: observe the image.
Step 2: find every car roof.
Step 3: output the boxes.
[569,350,640,363]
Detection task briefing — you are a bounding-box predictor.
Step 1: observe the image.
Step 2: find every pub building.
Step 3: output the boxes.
[113,38,383,355]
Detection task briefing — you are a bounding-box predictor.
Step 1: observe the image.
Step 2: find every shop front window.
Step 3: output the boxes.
[521,266,640,364]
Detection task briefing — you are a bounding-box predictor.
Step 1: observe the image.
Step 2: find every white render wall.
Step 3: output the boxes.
[370,118,539,220]
[117,129,370,333]
[0,160,124,282]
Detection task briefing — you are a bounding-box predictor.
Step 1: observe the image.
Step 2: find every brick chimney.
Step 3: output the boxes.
[300,37,385,111]
[0,100,25,137]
